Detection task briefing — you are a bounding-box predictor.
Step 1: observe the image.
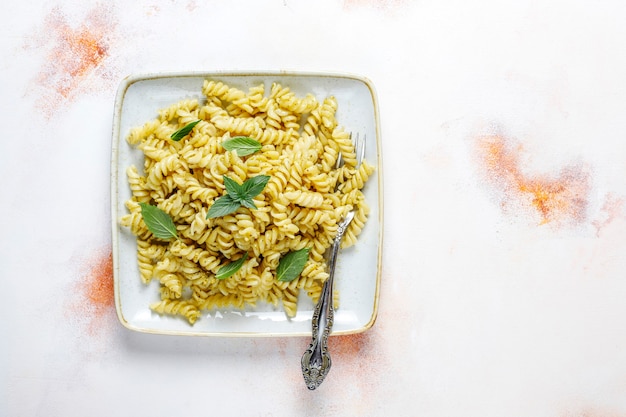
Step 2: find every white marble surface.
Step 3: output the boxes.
[3,1,626,416]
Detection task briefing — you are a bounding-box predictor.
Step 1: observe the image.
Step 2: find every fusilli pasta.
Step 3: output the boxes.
[121,79,374,324]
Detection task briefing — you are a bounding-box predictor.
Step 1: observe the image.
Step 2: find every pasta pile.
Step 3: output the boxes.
[120,79,375,324]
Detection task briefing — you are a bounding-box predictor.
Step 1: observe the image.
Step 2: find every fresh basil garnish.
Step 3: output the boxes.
[222,136,262,156]
[276,248,310,282]
[216,253,248,280]
[207,175,270,219]
[171,120,200,142]
[139,203,178,240]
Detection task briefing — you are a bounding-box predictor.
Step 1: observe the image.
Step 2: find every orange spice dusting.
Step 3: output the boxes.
[70,247,116,335]
[55,24,108,97]
[320,330,388,411]
[84,250,114,309]
[476,134,590,226]
[28,5,117,117]
[329,332,369,356]
[44,7,110,98]
[592,193,625,236]
[330,332,378,380]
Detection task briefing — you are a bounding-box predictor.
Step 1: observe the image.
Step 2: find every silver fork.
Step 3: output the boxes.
[301,132,365,390]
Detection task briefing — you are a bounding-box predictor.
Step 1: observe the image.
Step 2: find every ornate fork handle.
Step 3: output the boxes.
[301,211,355,390]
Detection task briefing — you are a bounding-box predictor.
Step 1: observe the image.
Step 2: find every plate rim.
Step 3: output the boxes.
[110,70,384,337]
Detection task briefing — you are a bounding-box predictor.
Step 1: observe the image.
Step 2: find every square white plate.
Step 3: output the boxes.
[111,71,383,336]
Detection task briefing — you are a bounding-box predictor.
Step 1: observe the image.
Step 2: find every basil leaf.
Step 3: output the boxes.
[223,176,246,202]
[139,203,178,240]
[276,248,310,282]
[223,136,262,156]
[242,175,270,198]
[216,253,248,280]
[240,197,258,210]
[206,195,241,219]
[207,174,270,219]
[171,120,200,142]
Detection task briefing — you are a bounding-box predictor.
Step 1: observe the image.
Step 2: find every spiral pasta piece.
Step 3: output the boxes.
[283,190,325,208]
[150,299,201,324]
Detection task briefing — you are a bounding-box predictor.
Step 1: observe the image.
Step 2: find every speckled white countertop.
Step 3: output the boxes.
[3,1,626,416]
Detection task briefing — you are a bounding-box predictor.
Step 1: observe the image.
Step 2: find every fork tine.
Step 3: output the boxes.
[336,132,365,170]
[335,151,343,169]
[355,133,365,167]
[335,132,349,169]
